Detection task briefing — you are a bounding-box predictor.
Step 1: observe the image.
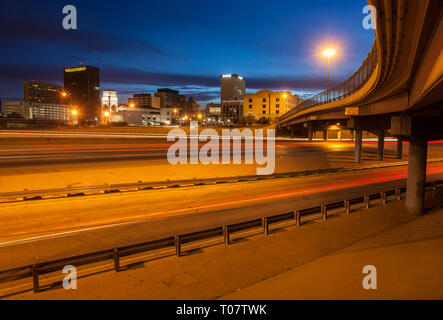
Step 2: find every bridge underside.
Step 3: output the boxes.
[278,0,442,216]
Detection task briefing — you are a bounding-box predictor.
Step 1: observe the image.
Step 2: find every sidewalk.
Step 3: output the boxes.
[223,207,443,300]
[4,200,442,300]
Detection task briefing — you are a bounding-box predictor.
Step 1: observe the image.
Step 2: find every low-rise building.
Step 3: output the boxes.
[128,94,161,109]
[102,90,119,112]
[222,100,243,123]
[110,106,177,126]
[205,103,222,121]
[244,90,302,121]
[4,101,72,121]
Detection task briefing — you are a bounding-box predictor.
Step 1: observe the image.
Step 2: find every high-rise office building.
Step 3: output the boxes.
[221,74,246,122]
[128,94,161,109]
[221,73,245,102]
[154,88,186,111]
[63,65,100,123]
[24,81,64,104]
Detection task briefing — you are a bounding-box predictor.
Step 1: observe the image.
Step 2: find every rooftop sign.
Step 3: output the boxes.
[64,67,87,73]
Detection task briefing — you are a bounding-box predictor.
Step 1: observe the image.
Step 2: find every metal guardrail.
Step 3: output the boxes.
[2,158,443,204]
[1,180,442,295]
[279,44,378,123]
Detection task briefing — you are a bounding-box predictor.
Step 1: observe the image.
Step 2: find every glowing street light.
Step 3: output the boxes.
[130,103,135,108]
[71,109,78,116]
[322,48,336,91]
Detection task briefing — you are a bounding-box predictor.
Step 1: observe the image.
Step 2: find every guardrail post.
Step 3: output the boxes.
[175,235,181,257]
[345,200,351,214]
[262,217,269,235]
[321,205,327,220]
[223,226,230,245]
[381,192,387,206]
[395,188,401,201]
[32,264,39,294]
[364,195,370,209]
[113,248,120,272]
[294,210,301,226]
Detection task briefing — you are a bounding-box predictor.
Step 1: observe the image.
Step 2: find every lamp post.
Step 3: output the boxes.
[71,109,78,125]
[103,111,110,125]
[323,48,336,101]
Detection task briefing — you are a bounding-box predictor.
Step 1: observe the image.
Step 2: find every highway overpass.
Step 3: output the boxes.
[278,0,443,215]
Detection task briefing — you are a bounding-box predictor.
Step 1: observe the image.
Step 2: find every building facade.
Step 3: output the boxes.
[128,94,161,109]
[244,90,302,121]
[4,102,27,118]
[102,90,118,112]
[24,81,64,104]
[63,65,100,123]
[4,102,71,121]
[154,89,186,111]
[221,74,246,122]
[110,106,178,126]
[185,96,200,115]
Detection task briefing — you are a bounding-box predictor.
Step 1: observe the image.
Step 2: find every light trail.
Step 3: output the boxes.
[1,164,442,247]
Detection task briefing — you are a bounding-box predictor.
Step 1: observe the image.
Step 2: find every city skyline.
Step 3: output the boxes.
[0,0,374,105]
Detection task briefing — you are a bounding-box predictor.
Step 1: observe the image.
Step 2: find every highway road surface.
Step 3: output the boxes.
[1,132,443,192]
[0,163,442,271]
[0,131,442,278]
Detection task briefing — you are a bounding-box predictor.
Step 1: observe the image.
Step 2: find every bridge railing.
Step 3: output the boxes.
[279,44,378,123]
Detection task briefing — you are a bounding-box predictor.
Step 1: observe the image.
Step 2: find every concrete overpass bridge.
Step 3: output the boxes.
[278,0,443,215]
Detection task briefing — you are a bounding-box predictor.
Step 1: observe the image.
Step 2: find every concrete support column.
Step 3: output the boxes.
[308,128,313,141]
[337,130,342,142]
[377,130,385,161]
[354,129,362,163]
[290,127,295,139]
[323,130,328,141]
[405,139,428,215]
[396,138,403,159]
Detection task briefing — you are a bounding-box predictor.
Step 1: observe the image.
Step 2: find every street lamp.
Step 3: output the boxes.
[71,109,78,125]
[322,48,336,91]
[103,111,110,125]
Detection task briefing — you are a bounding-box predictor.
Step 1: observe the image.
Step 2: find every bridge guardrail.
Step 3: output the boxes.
[279,44,378,123]
[1,180,442,295]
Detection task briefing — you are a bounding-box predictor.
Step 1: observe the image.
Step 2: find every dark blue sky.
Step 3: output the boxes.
[0,0,374,105]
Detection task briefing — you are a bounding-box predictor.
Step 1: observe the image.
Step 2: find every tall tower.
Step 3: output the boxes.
[220,73,245,102]
[220,73,246,122]
[64,65,100,123]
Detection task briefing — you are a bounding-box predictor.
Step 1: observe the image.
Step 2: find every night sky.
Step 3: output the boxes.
[0,0,374,106]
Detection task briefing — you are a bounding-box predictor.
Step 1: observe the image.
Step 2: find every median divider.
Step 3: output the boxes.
[2,158,442,205]
[0,181,442,295]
